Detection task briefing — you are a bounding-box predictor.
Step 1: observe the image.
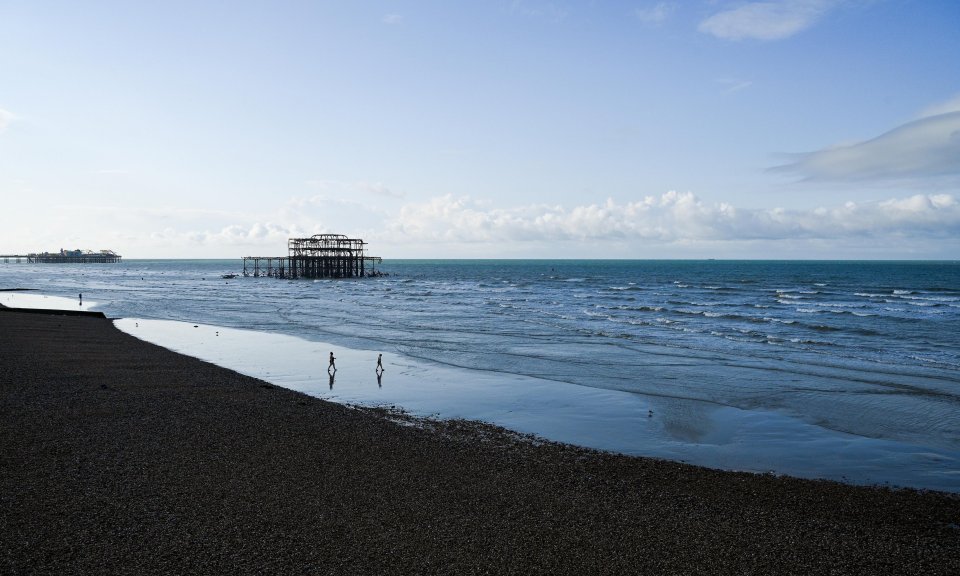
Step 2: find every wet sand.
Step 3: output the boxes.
[1,309,958,574]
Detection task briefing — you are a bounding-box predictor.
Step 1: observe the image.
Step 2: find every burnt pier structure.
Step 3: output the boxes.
[243,234,382,279]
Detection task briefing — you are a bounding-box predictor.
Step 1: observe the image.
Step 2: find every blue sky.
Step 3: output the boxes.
[1,0,958,258]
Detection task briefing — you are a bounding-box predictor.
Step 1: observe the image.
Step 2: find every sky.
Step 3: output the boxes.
[1,0,958,259]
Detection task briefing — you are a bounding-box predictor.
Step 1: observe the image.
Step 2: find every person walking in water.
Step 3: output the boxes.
[328,351,336,372]
[376,354,384,372]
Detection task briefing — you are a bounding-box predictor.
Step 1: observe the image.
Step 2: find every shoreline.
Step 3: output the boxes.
[114,317,960,493]
[3,291,959,492]
[1,309,959,573]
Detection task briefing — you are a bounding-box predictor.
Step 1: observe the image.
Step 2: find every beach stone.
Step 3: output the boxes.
[0,310,958,575]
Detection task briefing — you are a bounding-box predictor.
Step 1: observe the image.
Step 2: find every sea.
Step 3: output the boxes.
[2,259,958,492]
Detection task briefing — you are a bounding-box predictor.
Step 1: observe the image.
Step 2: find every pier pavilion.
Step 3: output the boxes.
[0,249,121,264]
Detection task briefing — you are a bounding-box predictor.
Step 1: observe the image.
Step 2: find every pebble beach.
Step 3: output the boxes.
[1,308,958,575]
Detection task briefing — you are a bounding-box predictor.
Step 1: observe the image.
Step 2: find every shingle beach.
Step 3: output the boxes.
[1,309,958,575]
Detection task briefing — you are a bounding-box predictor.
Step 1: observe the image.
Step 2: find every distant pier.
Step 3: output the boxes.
[243,234,382,279]
[1,249,122,264]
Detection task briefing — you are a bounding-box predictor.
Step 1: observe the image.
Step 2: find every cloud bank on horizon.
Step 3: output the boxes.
[383,191,960,245]
[0,1,957,259]
[11,189,957,259]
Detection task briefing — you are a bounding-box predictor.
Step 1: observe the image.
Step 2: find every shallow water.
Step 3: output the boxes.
[2,259,958,491]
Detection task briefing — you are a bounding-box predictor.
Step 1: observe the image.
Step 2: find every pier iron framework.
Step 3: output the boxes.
[242,234,382,279]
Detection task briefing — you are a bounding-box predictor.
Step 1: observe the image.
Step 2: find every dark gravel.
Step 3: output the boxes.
[1,310,958,575]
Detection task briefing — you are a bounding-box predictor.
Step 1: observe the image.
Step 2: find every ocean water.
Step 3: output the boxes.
[2,259,958,491]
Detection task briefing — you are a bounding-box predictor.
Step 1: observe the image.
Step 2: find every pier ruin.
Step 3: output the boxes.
[242,234,382,279]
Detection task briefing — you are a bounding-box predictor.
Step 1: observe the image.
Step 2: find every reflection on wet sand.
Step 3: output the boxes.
[109,317,960,492]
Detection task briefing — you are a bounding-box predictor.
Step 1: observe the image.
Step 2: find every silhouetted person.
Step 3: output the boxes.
[376,353,384,371]
[328,351,336,372]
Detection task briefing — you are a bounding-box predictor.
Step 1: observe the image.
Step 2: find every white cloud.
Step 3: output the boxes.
[376,191,960,246]
[34,204,294,251]
[717,77,754,94]
[382,14,403,25]
[699,0,835,41]
[635,2,675,25]
[13,189,957,258]
[144,221,312,253]
[202,222,299,245]
[919,92,960,119]
[774,111,960,182]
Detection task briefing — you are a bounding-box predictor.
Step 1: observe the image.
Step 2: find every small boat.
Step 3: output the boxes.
[221,273,238,279]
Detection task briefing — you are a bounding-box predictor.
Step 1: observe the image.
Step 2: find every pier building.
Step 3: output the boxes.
[0,249,122,264]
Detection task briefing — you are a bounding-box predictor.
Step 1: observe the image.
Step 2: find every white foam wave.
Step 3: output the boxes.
[909,355,960,369]
[854,292,885,298]
[898,294,958,302]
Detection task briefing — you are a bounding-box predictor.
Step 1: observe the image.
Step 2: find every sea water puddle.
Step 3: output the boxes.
[0,292,97,310]
[114,318,960,492]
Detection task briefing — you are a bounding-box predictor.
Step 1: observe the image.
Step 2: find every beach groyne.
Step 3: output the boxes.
[1,309,958,574]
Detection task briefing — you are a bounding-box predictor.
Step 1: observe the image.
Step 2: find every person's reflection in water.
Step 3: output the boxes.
[376,356,384,388]
[328,370,336,390]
